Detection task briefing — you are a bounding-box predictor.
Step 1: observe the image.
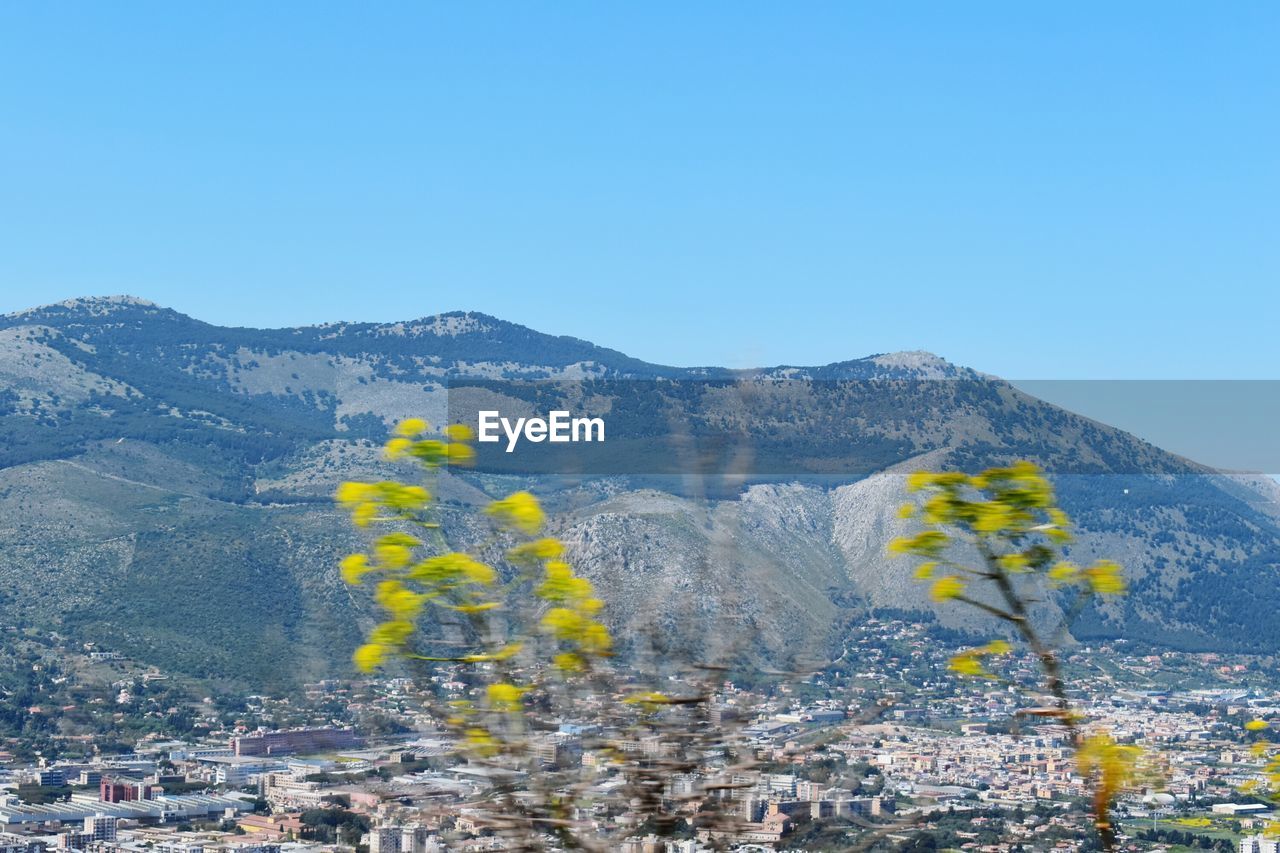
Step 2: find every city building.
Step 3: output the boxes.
[100,777,153,803]
[230,727,360,757]
[83,813,118,842]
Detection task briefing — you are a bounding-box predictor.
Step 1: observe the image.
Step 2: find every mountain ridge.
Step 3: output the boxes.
[2,294,975,381]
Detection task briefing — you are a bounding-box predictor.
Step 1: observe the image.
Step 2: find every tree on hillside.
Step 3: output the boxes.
[889,461,1149,850]
[335,420,765,849]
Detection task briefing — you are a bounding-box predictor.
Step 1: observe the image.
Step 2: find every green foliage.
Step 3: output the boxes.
[891,461,1137,851]
[337,419,613,758]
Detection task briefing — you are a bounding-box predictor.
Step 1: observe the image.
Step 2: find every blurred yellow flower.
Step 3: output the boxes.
[394,418,428,437]
[931,576,965,602]
[353,643,385,672]
[486,491,545,534]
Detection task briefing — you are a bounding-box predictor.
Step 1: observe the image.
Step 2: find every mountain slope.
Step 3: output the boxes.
[0,296,1277,686]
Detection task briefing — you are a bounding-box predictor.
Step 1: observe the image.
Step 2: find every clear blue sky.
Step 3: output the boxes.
[1,3,1276,377]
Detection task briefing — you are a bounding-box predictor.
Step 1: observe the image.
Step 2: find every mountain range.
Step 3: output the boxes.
[2,295,1278,688]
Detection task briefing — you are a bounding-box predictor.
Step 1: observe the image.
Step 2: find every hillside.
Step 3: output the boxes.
[1,295,1277,687]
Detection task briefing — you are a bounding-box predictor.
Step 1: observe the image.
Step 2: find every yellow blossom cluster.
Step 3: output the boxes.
[889,461,1138,850]
[337,420,498,671]
[890,461,1127,603]
[485,490,546,534]
[383,418,475,466]
[498,510,612,673]
[335,418,612,696]
[947,639,1012,679]
[1077,733,1144,843]
[1240,719,1280,811]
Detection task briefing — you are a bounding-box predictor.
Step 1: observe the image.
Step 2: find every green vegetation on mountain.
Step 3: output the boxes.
[0,296,1277,688]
